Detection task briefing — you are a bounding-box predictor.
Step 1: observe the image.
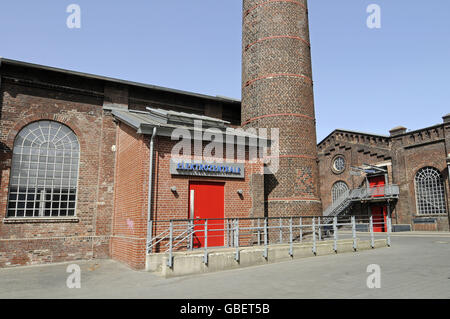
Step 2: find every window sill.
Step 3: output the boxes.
[414,214,447,218]
[3,217,80,224]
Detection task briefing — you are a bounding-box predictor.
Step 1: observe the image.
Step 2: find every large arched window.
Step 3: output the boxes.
[7,121,80,218]
[332,181,349,203]
[414,167,447,215]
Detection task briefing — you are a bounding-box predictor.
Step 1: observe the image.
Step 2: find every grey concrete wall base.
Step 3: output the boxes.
[392,224,412,232]
[146,239,388,278]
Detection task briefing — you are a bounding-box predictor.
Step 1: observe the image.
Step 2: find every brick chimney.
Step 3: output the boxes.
[389,126,407,136]
[241,0,322,216]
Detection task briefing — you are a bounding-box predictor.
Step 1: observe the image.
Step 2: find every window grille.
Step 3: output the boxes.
[332,181,349,203]
[7,121,80,218]
[414,167,447,215]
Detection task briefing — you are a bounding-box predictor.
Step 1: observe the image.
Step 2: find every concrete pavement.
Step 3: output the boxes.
[0,234,449,299]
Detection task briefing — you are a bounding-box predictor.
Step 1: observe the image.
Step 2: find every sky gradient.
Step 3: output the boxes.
[0,0,449,141]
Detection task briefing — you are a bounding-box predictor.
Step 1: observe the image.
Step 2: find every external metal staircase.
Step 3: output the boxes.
[323,185,400,223]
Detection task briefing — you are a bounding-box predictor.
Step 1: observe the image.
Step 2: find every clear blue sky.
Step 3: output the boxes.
[1,0,449,141]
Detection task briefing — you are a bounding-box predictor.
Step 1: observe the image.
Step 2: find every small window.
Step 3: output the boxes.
[414,167,446,215]
[332,156,346,173]
[7,121,80,218]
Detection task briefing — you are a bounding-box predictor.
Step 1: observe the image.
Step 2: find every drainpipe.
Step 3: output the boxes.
[146,126,157,253]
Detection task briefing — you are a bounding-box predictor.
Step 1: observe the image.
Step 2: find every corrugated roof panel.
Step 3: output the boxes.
[111,108,270,143]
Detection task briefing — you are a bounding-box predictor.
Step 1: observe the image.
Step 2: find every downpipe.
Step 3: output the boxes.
[146,126,157,254]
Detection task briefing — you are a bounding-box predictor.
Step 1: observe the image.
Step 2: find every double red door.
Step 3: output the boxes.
[371,206,387,232]
[368,176,387,232]
[188,182,224,248]
[369,175,385,197]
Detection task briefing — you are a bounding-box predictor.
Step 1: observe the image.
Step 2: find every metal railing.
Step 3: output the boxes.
[148,215,392,268]
[324,184,400,218]
[352,184,400,199]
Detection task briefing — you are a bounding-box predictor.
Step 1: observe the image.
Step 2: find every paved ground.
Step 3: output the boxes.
[0,232,449,299]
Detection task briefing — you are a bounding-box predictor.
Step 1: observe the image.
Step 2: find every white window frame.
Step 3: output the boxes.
[6,121,80,218]
[332,181,349,204]
[414,167,447,216]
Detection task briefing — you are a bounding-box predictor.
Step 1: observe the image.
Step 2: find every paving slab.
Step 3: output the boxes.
[0,235,449,299]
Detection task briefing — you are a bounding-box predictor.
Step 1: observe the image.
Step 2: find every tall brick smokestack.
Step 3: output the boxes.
[242,0,322,216]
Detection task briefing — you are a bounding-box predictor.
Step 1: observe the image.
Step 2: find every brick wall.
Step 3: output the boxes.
[413,223,438,232]
[152,137,263,222]
[0,60,240,268]
[110,123,149,270]
[318,124,450,231]
[111,124,264,269]
[0,81,114,267]
[318,132,392,212]
[391,127,450,230]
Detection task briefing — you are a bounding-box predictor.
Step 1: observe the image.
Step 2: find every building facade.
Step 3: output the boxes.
[1,58,448,270]
[318,118,450,232]
[1,0,447,270]
[0,58,247,269]
[109,107,266,269]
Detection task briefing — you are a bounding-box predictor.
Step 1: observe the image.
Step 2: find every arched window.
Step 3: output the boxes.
[414,167,447,215]
[7,121,80,218]
[332,181,349,203]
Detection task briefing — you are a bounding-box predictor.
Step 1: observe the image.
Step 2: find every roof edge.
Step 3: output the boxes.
[318,122,445,147]
[0,57,241,104]
[318,129,389,147]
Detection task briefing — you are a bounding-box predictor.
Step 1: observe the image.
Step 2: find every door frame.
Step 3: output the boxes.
[188,180,226,248]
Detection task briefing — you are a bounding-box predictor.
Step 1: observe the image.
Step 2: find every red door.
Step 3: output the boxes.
[372,206,387,232]
[369,175,385,197]
[188,182,225,248]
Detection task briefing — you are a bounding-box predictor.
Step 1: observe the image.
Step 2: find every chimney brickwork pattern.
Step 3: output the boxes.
[242,0,322,216]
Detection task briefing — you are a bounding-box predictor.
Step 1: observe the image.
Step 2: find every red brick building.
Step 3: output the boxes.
[1,57,448,270]
[2,0,447,271]
[0,58,246,267]
[1,0,323,269]
[0,59,267,269]
[318,118,450,232]
[110,107,266,269]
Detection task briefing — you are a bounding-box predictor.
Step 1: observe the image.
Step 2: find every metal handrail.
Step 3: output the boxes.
[149,215,393,268]
[147,227,171,250]
[166,225,195,251]
[324,184,399,218]
[323,189,351,217]
[164,223,194,248]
